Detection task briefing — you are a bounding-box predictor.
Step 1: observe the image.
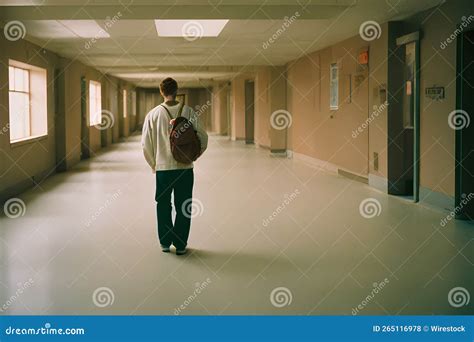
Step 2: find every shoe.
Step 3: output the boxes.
[161,245,171,253]
[175,248,187,255]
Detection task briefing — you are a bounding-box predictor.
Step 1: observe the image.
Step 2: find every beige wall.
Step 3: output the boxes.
[0,36,59,198]
[223,1,464,201]
[211,83,229,135]
[253,65,291,151]
[59,58,106,166]
[254,68,271,148]
[367,23,389,180]
[286,34,375,176]
[0,36,136,201]
[230,74,251,140]
[268,66,287,152]
[104,76,120,144]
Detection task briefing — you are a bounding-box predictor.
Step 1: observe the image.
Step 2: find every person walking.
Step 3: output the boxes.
[141,77,208,255]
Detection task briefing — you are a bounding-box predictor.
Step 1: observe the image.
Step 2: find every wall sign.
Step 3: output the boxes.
[425,86,445,100]
[330,63,339,110]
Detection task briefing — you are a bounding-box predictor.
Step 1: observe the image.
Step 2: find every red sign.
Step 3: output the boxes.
[358,51,369,65]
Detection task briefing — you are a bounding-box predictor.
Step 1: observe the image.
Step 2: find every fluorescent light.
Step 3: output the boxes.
[155,20,229,39]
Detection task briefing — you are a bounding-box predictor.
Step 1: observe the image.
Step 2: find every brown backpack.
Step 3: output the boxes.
[161,103,201,164]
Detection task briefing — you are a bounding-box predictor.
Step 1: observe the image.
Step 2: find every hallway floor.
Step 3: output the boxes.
[0,135,473,315]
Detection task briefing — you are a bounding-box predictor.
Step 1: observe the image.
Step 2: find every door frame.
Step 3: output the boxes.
[244,79,255,144]
[80,76,90,160]
[455,26,474,219]
[396,31,421,202]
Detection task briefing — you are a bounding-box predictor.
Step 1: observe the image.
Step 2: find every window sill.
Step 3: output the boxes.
[10,134,48,148]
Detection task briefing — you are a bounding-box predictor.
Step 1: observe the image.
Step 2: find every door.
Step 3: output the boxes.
[388,31,420,201]
[401,41,416,198]
[244,80,255,144]
[80,76,90,160]
[54,68,67,171]
[455,29,474,220]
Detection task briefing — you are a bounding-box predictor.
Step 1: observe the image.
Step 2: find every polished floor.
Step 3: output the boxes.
[0,135,473,315]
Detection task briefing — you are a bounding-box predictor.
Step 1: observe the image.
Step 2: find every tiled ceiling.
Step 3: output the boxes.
[0,0,444,87]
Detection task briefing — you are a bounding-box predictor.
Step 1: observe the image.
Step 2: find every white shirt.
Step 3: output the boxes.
[141,102,208,171]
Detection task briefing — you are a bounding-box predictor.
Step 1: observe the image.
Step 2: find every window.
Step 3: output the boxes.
[122,89,128,118]
[8,61,47,143]
[403,42,416,128]
[330,63,339,110]
[89,80,102,126]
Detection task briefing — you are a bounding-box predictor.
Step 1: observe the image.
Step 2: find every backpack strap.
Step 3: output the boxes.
[160,104,173,120]
[177,102,184,117]
[160,103,184,119]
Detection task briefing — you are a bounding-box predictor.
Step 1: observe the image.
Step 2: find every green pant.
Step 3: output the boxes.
[155,168,194,249]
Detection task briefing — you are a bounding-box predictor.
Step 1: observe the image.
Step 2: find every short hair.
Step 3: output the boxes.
[160,77,178,97]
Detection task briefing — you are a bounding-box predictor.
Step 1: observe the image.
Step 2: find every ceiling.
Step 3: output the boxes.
[0,0,444,88]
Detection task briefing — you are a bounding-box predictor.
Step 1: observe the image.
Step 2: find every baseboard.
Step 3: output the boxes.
[231,137,245,141]
[288,150,338,173]
[0,168,53,205]
[338,169,368,184]
[270,149,287,157]
[419,187,454,212]
[369,174,388,193]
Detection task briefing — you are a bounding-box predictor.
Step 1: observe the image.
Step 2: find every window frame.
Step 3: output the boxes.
[89,80,102,126]
[8,61,48,145]
[9,66,31,141]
